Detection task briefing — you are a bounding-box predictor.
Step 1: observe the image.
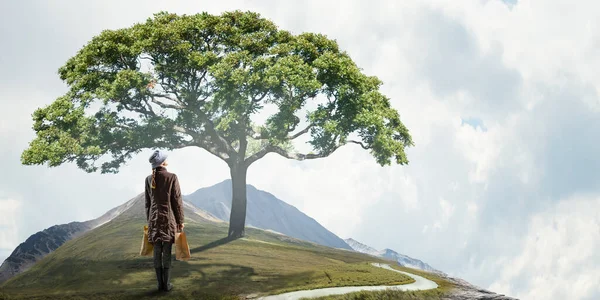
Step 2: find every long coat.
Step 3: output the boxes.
[144,166,184,244]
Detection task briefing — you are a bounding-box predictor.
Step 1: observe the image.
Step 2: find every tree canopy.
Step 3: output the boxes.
[21,11,413,173]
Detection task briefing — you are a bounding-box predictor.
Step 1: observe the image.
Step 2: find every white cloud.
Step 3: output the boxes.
[467,201,478,216]
[455,121,502,184]
[0,199,21,251]
[439,198,455,228]
[490,195,600,300]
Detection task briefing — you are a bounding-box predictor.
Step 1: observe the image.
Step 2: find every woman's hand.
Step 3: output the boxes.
[177,223,185,232]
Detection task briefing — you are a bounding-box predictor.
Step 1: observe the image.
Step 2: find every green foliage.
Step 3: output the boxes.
[22,10,413,172]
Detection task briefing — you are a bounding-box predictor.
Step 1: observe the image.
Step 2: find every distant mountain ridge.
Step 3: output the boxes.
[344,238,446,276]
[186,179,352,250]
[0,196,138,283]
[344,238,381,257]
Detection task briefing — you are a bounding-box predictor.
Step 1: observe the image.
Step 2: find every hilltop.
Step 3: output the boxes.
[0,195,426,299]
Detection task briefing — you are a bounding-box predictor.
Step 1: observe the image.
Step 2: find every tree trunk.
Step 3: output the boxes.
[228,163,247,238]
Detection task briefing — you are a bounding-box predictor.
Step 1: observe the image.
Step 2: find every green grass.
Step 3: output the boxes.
[0,214,447,300]
[303,289,445,300]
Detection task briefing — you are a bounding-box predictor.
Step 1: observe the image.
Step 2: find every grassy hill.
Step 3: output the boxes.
[0,198,451,300]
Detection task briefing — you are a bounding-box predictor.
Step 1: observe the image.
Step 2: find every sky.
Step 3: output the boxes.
[1,1,600,299]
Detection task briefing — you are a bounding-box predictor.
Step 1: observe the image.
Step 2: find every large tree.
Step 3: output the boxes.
[21,11,413,238]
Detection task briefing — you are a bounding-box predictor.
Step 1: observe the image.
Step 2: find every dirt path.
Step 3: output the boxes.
[257,263,438,300]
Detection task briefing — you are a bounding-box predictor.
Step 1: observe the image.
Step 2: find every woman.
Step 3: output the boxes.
[144,150,185,292]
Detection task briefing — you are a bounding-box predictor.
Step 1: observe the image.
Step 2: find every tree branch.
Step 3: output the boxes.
[271,145,342,160]
[193,69,208,93]
[252,91,269,102]
[141,98,156,116]
[172,125,188,135]
[173,125,230,163]
[148,89,234,160]
[245,143,343,167]
[121,101,155,117]
[195,111,237,158]
[150,92,182,104]
[149,92,235,160]
[347,140,370,150]
[150,97,183,110]
[247,123,314,141]
[159,77,182,101]
[287,123,313,140]
[194,136,230,163]
[168,139,196,149]
[248,126,269,140]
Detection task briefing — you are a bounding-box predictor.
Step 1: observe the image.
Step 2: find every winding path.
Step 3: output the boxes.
[258,263,439,300]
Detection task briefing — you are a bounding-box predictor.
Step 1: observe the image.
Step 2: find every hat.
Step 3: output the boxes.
[149,150,168,169]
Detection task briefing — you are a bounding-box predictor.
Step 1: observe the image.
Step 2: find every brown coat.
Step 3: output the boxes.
[144,166,184,244]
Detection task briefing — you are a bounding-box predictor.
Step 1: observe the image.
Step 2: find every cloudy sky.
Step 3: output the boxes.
[2,0,600,299]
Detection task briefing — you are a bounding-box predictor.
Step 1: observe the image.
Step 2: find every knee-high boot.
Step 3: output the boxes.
[153,241,164,291]
[162,267,173,291]
[155,268,163,291]
[162,242,173,291]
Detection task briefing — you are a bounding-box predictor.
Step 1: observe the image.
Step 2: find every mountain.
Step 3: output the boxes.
[0,196,137,284]
[379,248,446,276]
[0,221,92,284]
[186,179,352,250]
[0,194,221,284]
[344,238,382,257]
[0,195,420,299]
[344,238,445,276]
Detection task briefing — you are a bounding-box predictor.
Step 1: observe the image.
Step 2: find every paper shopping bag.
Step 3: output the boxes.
[175,231,191,261]
[140,225,154,256]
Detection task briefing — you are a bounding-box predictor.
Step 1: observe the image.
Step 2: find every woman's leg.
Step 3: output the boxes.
[162,242,173,291]
[153,241,164,290]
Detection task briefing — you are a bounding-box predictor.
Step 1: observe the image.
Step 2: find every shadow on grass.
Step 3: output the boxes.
[0,234,318,299]
[2,256,315,299]
[189,236,239,254]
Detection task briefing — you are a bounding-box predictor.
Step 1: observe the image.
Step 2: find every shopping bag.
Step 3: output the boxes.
[140,225,154,256]
[175,231,191,261]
